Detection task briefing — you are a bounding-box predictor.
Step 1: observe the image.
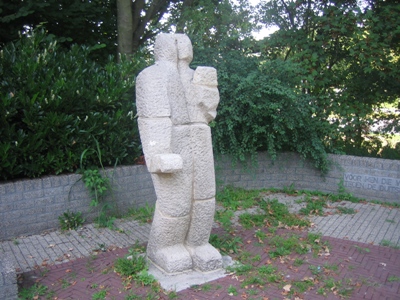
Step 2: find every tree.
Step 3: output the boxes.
[0,0,182,58]
[257,0,400,150]
[117,0,134,56]
[0,0,117,60]
[166,0,333,170]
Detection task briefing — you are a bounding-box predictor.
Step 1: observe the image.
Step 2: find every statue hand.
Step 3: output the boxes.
[147,154,183,173]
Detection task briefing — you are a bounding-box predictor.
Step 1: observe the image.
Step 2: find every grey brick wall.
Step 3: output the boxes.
[215,152,400,203]
[1,152,399,241]
[0,165,156,241]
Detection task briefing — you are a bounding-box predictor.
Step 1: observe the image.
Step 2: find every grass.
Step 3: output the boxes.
[380,239,400,249]
[388,275,400,282]
[355,245,371,253]
[18,284,49,300]
[127,203,155,224]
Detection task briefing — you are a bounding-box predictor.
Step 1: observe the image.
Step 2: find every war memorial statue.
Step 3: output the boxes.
[136,33,223,274]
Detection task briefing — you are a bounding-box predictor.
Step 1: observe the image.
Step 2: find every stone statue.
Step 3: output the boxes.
[136,33,222,274]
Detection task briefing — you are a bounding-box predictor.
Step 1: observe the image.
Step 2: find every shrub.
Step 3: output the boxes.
[214,56,334,172]
[0,29,144,180]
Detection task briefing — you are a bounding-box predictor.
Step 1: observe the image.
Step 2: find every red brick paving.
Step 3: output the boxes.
[20,227,400,300]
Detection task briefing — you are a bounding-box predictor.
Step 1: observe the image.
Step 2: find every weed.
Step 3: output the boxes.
[255,229,267,242]
[128,203,155,224]
[130,240,146,253]
[91,283,99,289]
[260,199,310,228]
[309,265,322,275]
[355,245,370,253]
[324,263,339,272]
[39,268,49,277]
[239,212,266,229]
[252,254,261,262]
[258,265,277,275]
[299,196,326,216]
[79,138,118,228]
[323,277,336,289]
[209,233,243,254]
[13,238,19,245]
[125,293,141,300]
[336,206,357,214]
[227,285,238,296]
[200,283,212,291]
[92,289,107,300]
[167,290,178,299]
[283,183,297,195]
[247,289,258,295]
[338,286,354,297]
[61,278,71,289]
[114,254,147,277]
[293,258,304,267]
[215,209,234,231]
[216,186,260,210]
[268,234,310,258]
[58,210,85,231]
[227,263,253,275]
[18,283,48,299]
[266,273,282,283]
[292,278,314,293]
[386,219,395,223]
[388,275,400,282]
[317,287,326,295]
[242,275,265,287]
[380,240,400,249]
[136,270,156,286]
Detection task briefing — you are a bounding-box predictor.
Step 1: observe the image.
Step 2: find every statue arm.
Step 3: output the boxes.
[136,67,183,174]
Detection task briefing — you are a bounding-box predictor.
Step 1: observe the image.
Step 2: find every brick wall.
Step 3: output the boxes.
[0,165,156,241]
[1,153,399,241]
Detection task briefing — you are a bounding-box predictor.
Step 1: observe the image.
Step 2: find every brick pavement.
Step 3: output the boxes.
[4,196,400,299]
[19,227,400,299]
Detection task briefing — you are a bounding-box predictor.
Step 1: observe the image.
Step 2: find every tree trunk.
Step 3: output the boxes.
[117,0,134,57]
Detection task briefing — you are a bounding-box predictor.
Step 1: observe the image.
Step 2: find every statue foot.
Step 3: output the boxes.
[149,244,193,274]
[188,243,223,272]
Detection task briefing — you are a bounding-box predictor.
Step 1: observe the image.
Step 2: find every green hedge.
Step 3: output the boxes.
[0,30,143,180]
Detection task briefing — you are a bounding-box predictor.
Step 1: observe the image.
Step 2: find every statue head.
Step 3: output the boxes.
[176,34,193,64]
[154,33,178,63]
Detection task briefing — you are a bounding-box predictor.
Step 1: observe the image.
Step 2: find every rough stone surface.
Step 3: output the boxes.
[136,33,222,274]
[0,254,17,300]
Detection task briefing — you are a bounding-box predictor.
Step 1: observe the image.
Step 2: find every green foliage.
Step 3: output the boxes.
[258,1,400,153]
[268,232,327,258]
[216,186,259,210]
[260,199,310,228]
[82,168,110,208]
[209,233,243,255]
[213,54,333,171]
[299,196,327,216]
[18,283,48,299]
[58,210,85,231]
[92,289,107,300]
[114,249,154,286]
[0,29,143,180]
[128,203,155,224]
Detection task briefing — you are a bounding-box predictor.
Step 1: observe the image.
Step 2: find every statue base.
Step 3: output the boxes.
[147,255,234,292]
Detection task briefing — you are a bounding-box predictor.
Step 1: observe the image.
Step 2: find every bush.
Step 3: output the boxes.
[209,52,334,172]
[0,29,144,180]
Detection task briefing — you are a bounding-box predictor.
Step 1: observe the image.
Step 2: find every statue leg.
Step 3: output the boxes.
[186,197,222,272]
[146,125,194,274]
[185,124,222,272]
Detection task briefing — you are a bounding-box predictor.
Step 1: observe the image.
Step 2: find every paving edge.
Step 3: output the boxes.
[0,254,18,300]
